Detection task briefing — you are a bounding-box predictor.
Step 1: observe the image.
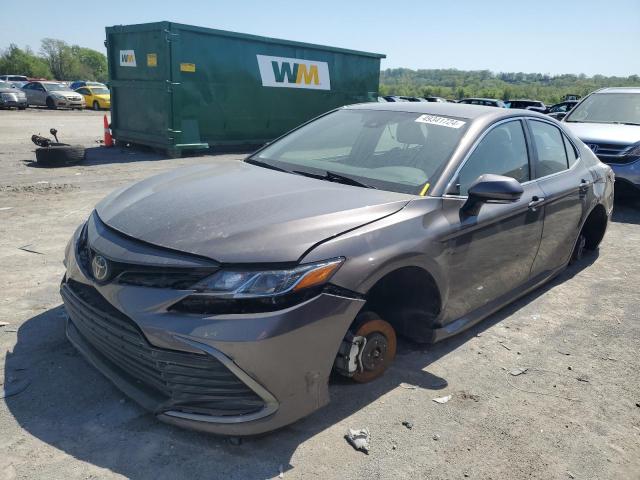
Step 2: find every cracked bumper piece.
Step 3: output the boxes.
[61,274,364,435]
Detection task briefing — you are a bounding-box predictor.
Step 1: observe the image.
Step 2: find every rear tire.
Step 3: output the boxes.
[35,145,85,167]
[351,312,397,383]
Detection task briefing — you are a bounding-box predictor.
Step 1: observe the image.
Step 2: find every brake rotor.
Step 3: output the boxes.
[352,317,397,383]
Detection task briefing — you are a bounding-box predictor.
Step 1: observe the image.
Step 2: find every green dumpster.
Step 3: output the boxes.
[105,21,385,156]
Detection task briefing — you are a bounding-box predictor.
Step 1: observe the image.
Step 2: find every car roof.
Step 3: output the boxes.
[594,87,640,94]
[460,97,502,102]
[344,101,546,121]
[509,99,542,102]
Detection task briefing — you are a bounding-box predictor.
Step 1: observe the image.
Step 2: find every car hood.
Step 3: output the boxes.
[564,122,640,145]
[96,161,412,263]
[0,88,23,94]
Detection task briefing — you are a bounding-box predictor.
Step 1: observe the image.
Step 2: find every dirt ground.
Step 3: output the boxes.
[0,109,639,480]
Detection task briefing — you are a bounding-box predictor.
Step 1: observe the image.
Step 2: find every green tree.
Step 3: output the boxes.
[0,44,51,77]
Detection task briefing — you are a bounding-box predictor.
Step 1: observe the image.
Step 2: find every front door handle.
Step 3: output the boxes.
[528,196,545,211]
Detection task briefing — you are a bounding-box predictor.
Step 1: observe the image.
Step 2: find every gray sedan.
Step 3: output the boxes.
[22,81,85,109]
[61,103,613,436]
[0,81,27,109]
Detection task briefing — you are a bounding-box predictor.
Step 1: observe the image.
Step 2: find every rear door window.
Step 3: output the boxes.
[529,120,569,178]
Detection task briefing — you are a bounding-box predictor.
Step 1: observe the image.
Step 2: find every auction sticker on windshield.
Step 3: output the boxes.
[415,115,466,129]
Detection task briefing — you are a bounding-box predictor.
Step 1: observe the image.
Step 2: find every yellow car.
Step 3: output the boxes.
[75,85,111,110]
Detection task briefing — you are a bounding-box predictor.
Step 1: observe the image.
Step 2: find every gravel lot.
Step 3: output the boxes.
[1,109,639,480]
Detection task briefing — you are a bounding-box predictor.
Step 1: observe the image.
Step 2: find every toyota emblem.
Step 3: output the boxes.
[91,254,110,281]
[587,144,599,153]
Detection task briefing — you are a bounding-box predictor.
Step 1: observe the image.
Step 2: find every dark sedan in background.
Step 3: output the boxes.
[458,97,506,107]
[61,102,613,436]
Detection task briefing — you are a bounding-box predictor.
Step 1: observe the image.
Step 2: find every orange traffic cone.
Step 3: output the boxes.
[103,114,113,147]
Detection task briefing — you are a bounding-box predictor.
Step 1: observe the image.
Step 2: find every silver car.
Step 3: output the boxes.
[22,81,85,109]
[0,81,27,109]
[563,87,640,195]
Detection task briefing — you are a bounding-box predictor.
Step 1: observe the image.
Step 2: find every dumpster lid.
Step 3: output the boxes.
[106,21,386,59]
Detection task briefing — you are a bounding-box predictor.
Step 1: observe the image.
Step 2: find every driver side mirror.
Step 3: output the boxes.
[554,112,567,120]
[461,174,524,216]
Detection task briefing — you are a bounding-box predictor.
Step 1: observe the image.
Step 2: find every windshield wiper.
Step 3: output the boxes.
[293,170,377,189]
[611,121,640,126]
[245,157,289,173]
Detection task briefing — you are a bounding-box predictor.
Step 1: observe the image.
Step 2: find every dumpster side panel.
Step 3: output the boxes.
[170,25,382,147]
[107,22,384,152]
[107,23,174,148]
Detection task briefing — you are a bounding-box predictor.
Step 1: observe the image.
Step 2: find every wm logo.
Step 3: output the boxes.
[257,55,330,90]
[119,50,137,67]
[271,61,320,85]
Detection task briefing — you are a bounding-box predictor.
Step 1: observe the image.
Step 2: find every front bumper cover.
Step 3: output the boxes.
[62,222,364,435]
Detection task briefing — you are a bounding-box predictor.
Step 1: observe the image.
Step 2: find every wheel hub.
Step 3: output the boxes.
[361,333,388,371]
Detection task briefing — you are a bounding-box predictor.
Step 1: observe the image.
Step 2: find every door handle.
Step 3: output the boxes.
[579,179,593,193]
[528,196,545,210]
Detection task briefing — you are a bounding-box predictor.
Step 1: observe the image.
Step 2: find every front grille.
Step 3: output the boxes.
[589,142,637,164]
[62,279,265,416]
[77,225,216,289]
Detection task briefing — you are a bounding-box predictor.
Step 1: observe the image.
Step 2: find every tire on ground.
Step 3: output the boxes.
[35,145,85,167]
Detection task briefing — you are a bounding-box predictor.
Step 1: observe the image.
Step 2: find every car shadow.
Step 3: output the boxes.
[22,146,170,169]
[2,252,598,479]
[612,194,640,224]
[22,145,257,169]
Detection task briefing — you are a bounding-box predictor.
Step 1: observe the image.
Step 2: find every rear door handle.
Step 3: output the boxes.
[579,179,593,193]
[528,196,545,210]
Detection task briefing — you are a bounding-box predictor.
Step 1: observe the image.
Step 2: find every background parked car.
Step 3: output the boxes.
[547,100,578,119]
[381,95,423,102]
[423,96,448,102]
[69,80,107,91]
[0,75,29,88]
[0,80,27,109]
[75,85,111,110]
[563,87,640,195]
[506,99,547,113]
[458,98,506,107]
[22,81,85,109]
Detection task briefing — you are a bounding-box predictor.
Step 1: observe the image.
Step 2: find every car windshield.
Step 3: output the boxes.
[90,87,109,95]
[250,109,469,194]
[44,83,72,92]
[565,93,640,125]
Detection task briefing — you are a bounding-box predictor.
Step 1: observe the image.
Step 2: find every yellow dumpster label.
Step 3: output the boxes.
[180,63,196,73]
[147,53,157,67]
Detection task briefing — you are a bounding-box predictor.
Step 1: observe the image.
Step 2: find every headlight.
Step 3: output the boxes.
[191,258,344,298]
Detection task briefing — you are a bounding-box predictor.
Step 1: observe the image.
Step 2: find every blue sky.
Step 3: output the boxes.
[1,0,639,76]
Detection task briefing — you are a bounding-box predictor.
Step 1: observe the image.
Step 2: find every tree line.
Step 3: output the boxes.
[380,68,640,104]
[0,40,107,82]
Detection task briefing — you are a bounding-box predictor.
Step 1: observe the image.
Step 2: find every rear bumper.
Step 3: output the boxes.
[61,223,364,435]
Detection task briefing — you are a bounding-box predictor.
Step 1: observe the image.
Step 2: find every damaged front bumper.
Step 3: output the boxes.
[61,222,364,435]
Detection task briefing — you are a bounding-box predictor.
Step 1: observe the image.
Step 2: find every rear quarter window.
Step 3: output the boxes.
[529,120,569,178]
